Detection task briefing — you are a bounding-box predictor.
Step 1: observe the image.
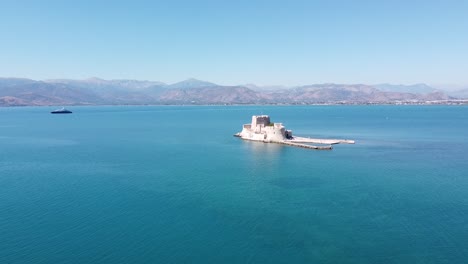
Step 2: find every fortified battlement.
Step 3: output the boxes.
[238,115,287,141]
[251,115,270,127]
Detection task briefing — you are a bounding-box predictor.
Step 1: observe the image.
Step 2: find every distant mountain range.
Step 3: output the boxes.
[374,83,437,94]
[446,88,468,99]
[0,77,461,106]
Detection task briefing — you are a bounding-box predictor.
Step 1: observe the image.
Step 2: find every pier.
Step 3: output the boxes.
[290,136,355,145]
[271,140,333,150]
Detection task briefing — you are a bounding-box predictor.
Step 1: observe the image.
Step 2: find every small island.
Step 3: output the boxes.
[234,115,354,150]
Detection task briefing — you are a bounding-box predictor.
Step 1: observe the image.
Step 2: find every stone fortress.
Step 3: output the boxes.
[235,115,354,150]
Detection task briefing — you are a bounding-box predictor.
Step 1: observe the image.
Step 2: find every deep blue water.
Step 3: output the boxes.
[1,105,468,263]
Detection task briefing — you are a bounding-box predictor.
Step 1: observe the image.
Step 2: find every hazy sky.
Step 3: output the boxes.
[1,0,467,86]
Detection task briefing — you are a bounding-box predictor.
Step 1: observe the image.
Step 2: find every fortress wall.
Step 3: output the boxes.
[263,126,286,141]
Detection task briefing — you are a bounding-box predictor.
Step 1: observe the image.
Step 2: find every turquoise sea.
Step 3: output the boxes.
[1,105,468,263]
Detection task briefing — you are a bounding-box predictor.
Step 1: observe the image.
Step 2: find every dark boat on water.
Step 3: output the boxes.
[51,107,72,114]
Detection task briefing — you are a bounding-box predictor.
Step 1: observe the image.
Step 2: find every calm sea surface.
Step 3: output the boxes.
[1,105,467,263]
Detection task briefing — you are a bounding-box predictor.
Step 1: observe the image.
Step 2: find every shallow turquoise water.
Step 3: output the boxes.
[1,105,468,263]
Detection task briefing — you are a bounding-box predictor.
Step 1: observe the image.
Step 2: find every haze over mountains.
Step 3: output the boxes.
[0,77,462,106]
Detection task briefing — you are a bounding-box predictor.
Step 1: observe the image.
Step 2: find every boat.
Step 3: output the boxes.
[50,107,72,114]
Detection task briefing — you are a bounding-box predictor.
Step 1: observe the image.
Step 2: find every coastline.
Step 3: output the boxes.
[1,99,468,107]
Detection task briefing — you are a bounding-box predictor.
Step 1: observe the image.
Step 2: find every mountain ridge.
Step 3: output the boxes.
[0,77,459,106]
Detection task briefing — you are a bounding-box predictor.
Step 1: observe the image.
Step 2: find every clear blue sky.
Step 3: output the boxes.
[1,0,467,86]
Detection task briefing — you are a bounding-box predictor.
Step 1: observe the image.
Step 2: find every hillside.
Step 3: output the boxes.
[0,78,454,106]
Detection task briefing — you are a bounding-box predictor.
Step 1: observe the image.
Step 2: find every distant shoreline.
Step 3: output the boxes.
[2,100,468,107]
[2,77,465,107]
